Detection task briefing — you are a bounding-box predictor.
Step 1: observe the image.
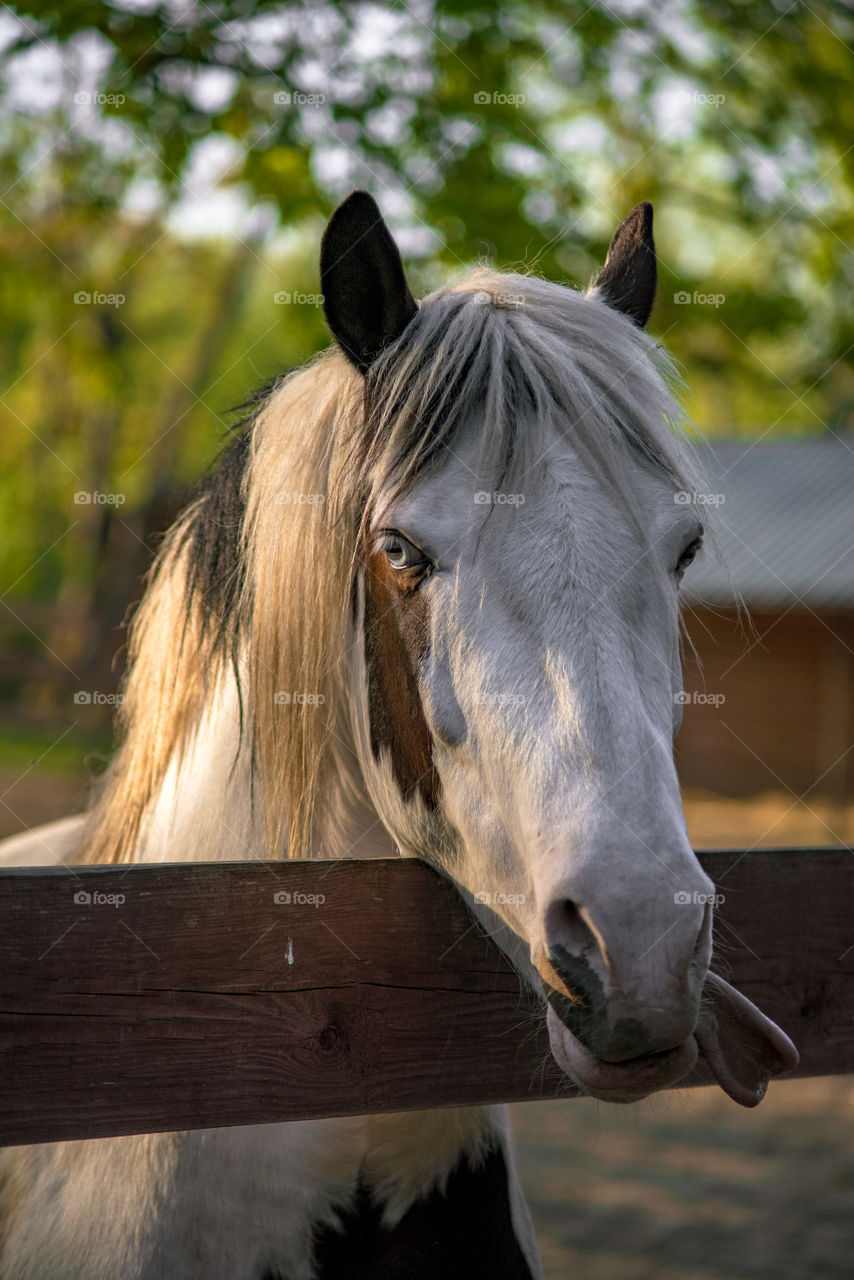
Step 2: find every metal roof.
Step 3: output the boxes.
[682,436,854,609]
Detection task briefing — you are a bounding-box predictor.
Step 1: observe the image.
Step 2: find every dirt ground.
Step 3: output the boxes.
[511,1077,854,1280]
[1,767,851,1278]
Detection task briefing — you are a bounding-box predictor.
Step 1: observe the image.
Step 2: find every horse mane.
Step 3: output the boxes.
[76,269,704,865]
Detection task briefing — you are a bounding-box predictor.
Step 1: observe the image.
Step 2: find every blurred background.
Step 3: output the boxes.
[1,0,853,848]
[0,3,852,1275]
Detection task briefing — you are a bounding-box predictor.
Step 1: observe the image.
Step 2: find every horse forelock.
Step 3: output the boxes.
[351,270,698,519]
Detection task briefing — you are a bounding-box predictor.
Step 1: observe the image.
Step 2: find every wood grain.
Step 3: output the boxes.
[0,849,851,1146]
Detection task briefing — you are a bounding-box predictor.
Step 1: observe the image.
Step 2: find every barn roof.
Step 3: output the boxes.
[682,436,854,609]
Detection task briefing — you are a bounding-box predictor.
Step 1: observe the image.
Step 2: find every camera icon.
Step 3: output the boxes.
[274,691,291,704]
[473,91,491,104]
[273,890,292,904]
[473,491,491,505]
[73,491,91,504]
[474,890,490,904]
[73,691,92,705]
[274,91,291,105]
[73,292,91,305]
[673,890,691,905]
[673,691,689,705]
[673,491,692,505]
[73,890,92,905]
[273,291,290,304]
[674,291,691,304]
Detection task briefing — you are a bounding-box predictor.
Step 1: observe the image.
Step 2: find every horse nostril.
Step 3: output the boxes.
[541,890,709,1062]
[542,898,608,1015]
[539,899,609,1052]
[544,898,600,964]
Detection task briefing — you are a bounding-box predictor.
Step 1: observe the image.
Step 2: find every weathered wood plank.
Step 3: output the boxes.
[0,849,851,1147]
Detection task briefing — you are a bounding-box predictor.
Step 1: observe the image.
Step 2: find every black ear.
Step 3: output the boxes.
[590,202,657,328]
[320,191,418,372]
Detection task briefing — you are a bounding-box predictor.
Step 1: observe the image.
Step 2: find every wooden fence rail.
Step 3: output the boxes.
[1,849,852,1148]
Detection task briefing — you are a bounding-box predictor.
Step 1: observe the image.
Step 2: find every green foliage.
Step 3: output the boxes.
[4,1,851,424]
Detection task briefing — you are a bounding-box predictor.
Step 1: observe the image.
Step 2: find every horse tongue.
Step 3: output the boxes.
[695,971,800,1108]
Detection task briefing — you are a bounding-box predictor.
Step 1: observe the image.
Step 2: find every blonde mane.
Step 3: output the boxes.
[77,270,703,865]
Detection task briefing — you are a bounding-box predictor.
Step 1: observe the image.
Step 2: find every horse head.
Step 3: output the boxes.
[317,191,797,1107]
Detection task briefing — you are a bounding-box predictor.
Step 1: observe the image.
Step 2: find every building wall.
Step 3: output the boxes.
[676,607,854,799]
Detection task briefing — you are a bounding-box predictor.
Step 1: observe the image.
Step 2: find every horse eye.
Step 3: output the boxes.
[378,530,429,573]
[676,534,703,577]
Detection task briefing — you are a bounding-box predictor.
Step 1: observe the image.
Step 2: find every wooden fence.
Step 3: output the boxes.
[1,848,852,1148]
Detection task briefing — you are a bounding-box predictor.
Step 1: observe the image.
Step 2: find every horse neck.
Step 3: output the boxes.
[135,663,396,864]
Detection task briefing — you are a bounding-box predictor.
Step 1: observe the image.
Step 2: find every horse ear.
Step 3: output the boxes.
[320,190,418,373]
[589,202,657,328]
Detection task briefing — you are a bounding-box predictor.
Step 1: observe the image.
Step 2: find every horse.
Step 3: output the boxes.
[0,191,798,1279]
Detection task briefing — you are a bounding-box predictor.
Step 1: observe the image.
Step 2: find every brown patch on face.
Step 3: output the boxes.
[361,545,439,807]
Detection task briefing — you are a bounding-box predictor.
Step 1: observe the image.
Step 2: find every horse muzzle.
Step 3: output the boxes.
[539,951,799,1106]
